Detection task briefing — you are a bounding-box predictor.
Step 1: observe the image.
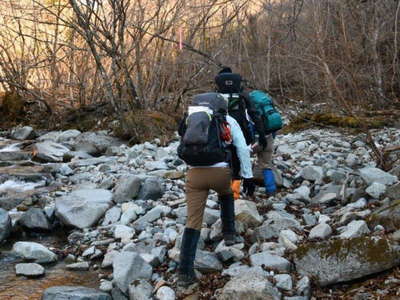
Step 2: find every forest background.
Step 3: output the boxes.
[1,0,399,139]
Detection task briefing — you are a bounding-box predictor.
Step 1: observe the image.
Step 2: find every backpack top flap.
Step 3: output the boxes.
[215,73,242,93]
[192,92,228,114]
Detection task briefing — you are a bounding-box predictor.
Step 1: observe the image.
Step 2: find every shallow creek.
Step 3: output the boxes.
[0,138,100,300]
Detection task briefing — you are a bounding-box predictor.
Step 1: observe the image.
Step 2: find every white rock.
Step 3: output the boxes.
[339,220,370,239]
[309,223,332,239]
[114,225,134,241]
[235,200,263,226]
[360,167,398,186]
[274,274,293,291]
[15,263,45,277]
[12,242,57,263]
[366,182,386,199]
[156,286,175,300]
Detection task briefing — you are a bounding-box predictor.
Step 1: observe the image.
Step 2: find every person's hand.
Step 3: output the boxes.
[243,178,255,197]
[258,134,267,150]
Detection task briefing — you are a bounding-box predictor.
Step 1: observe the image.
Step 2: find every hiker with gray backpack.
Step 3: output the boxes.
[215,67,283,196]
[177,92,255,287]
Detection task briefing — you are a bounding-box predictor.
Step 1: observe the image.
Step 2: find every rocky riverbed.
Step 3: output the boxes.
[0,125,400,299]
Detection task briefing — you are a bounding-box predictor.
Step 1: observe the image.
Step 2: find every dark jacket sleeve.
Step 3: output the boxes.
[241,92,266,137]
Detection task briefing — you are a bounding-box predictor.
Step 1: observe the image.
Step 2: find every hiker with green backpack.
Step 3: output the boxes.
[215,67,283,196]
[248,89,283,195]
[177,92,255,287]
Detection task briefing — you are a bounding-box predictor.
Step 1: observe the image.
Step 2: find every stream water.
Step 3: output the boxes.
[0,138,101,300]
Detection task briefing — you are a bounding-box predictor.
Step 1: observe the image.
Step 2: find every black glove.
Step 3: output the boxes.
[258,134,267,150]
[243,178,255,197]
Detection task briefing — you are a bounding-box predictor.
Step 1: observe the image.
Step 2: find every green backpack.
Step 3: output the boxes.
[249,90,283,133]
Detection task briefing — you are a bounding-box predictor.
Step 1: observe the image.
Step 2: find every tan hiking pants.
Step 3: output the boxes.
[253,134,274,180]
[185,167,232,230]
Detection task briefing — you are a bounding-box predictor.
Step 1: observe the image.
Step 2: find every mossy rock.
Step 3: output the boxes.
[113,110,178,145]
[368,199,400,231]
[283,112,389,134]
[294,236,400,286]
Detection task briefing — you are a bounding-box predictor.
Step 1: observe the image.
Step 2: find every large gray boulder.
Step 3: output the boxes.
[55,189,113,229]
[12,241,57,263]
[18,208,51,231]
[113,251,153,294]
[33,141,70,162]
[294,237,400,286]
[359,167,398,186]
[0,208,11,242]
[137,177,165,200]
[113,175,142,203]
[73,132,122,156]
[218,272,281,300]
[42,286,111,300]
[10,126,35,140]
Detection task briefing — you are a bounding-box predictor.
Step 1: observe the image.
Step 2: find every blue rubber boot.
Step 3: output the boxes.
[263,169,277,195]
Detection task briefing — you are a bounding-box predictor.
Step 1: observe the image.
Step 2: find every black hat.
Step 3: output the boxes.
[218,67,232,74]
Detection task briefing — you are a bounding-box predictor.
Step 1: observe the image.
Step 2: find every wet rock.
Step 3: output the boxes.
[359,167,398,186]
[309,223,332,239]
[66,262,90,271]
[18,207,51,231]
[366,182,386,199]
[113,175,142,203]
[55,189,113,229]
[218,272,281,300]
[129,279,153,300]
[10,126,35,140]
[250,252,291,272]
[138,176,165,200]
[0,208,11,242]
[15,263,45,277]
[294,237,400,286]
[34,141,70,162]
[42,286,111,300]
[156,286,175,300]
[339,220,370,239]
[235,200,263,227]
[113,251,153,293]
[0,151,31,161]
[99,280,113,292]
[12,241,57,263]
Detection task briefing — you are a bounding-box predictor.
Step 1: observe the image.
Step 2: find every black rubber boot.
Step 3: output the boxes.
[219,193,236,246]
[178,227,200,287]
